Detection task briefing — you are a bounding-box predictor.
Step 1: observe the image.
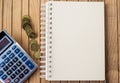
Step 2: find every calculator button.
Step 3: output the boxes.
[9,53,15,59]
[19,73,24,79]
[0,62,5,67]
[22,56,27,62]
[10,73,16,79]
[5,78,11,83]
[15,69,21,75]
[12,45,17,50]
[14,77,20,83]
[18,52,24,58]
[7,69,12,75]
[11,65,17,71]
[4,57,10,63]
[1,74,7,80]
[3,65,9,71]
[25,60,35,70]
[0,70,4,76]
[20,65,26,71]
[23,69,29,74]
[14,48,20,54]
[6,50,11,55]
[8,61,13,67]
[1,55,7,59]
[13,57,18,63]
[16,61,22,67]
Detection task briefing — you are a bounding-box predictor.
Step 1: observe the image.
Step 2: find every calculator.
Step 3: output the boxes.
[0,30,38,83]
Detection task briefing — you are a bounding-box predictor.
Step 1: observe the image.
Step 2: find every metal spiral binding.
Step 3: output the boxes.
[40,3,46,78]
[40,2,53,79]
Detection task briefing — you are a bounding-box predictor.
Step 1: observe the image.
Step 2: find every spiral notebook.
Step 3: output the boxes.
[40,1,105,81]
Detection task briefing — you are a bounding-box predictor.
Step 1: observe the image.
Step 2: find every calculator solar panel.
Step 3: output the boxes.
[0,30,38,83]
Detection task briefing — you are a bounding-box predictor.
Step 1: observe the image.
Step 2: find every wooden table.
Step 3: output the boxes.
[0,0,119,83]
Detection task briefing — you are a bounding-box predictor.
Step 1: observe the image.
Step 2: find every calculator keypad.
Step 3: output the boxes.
[0,44,38,83]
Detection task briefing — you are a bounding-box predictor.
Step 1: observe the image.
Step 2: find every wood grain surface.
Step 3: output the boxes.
[0,0,118,83]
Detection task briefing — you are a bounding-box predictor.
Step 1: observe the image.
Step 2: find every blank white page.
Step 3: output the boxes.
[46,1,105,80]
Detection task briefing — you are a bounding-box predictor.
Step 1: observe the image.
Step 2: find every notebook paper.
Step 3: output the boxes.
[44,1,105,80]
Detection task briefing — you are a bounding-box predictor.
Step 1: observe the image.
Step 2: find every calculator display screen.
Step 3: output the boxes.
[0,31,14,54]
[0,37,10,51]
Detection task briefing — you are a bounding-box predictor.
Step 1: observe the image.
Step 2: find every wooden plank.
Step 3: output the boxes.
[105,0,118,83]
[29,0,40,83]
[12,0,22,44]
[0,0,2,30]
[22,0,29,83]
[3,0,12,34]
[118,0,120,83]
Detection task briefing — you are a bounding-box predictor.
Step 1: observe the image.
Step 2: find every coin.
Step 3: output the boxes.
[34,51,41,58]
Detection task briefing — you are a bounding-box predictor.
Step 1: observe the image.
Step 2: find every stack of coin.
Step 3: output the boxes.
[22,15,41,58]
